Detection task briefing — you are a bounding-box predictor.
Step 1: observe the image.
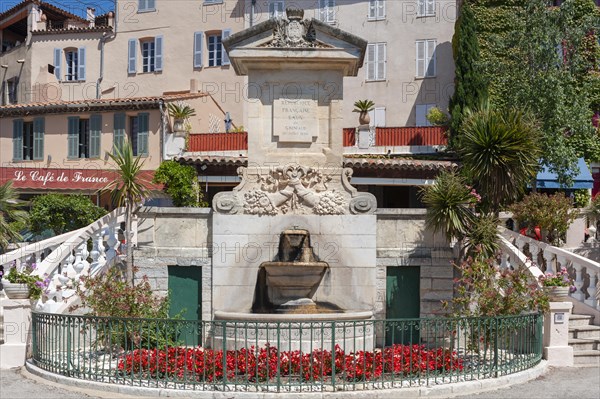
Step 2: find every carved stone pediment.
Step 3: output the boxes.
[222,8,367,76]
[213,164,377,216]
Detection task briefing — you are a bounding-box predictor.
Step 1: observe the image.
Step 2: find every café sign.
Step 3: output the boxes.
[13,170,110,186]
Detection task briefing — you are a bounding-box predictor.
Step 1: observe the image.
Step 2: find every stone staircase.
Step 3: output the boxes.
[569,314,600,366]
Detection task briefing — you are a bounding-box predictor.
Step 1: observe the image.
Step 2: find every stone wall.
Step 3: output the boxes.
[376,209,454,319]
[134,207,212,321]
[134,207,454,321]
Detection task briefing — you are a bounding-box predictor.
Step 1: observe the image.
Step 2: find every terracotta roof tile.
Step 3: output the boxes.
[32,26,113,35]
[176,155,457,172]
[0,1,87,23]
[0,93,209,116]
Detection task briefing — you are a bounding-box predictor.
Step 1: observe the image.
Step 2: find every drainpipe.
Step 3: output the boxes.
[96,32,107,99]
[159,99,166,161]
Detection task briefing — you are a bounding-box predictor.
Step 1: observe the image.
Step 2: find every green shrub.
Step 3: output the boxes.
[29,194,107,235]
[153,161,208,207]
[74,267,180,350]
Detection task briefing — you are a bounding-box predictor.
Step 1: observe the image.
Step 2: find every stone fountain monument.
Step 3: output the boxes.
[210,9,377,351]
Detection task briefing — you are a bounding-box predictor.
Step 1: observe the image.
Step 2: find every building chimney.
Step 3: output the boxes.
[190,79,199,94]
[87,7,95,27]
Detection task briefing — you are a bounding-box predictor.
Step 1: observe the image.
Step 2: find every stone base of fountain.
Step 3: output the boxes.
[210,310,375,352]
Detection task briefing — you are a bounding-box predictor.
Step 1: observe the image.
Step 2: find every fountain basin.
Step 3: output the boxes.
[261,261,328,304]
[210,310,374,352]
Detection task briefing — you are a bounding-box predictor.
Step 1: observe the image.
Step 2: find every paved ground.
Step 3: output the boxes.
[0,365,598,398]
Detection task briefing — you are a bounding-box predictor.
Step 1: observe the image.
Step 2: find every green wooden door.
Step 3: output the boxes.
[168,266,202,346]
[386,266,420,346]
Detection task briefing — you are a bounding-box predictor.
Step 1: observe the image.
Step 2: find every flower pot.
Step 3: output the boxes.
[172,118,185,133]
[2,281,31,299]
[545,286,570,301]
[358,111,370,125]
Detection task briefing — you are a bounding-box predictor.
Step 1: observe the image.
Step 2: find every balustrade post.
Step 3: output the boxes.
[89,230,106,276]
[543,250,554,274]
[529,244,540,266]
[584,270,599,309]
[105,221,120,262]
[570,263,585,302]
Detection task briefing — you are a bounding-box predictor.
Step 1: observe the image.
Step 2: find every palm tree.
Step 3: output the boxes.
[457,104,542,214]
[0,181,28,251]
[421,171,476,244]
[105,141,150,284]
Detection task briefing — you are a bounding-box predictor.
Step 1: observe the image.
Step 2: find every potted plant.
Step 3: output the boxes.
[167,102,196,134]
[2,264,46,300]
[353,99,375,125]
[538,267,575,300]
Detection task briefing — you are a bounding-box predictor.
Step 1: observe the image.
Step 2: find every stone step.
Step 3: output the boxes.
[573,350,600,366]
[570,314,594,327]
[569,338,600,351]
[569,325,600,340]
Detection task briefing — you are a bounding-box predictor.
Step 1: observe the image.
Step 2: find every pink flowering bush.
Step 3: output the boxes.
[116,344,463,383]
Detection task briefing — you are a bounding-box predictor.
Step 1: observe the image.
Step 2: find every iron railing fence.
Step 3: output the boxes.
[31,312,542,393]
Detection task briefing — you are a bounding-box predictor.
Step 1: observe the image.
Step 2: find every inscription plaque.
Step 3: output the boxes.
[273,98,318,143]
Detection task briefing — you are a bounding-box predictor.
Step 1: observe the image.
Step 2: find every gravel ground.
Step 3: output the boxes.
[0,365,598,399]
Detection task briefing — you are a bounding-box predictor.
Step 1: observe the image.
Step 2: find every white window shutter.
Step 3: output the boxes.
[427,40,436,77]
[222,29,231,66]
[377,42,386,80]
[416,40,425,77]
[416,105,427,126]
[426,0,435,15]
[128,39,137,74]
[369,107,386,127]
[366,43,375,81]
[78,47,86,81]
[53,48,62,80]
[155,35,163,71]
[368,0,376,19]
[418,0,425,16]
[377,0,385,19]
[194,31,204,68]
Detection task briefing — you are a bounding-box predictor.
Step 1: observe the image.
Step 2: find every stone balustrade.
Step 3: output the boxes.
[499,227,600,313]
[0,208,126,314]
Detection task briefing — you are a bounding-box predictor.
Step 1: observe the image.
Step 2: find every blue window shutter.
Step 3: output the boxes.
[155,35,163,72]
[137,113,149,156]
[89,114,102,158]
[113,113,126,154]
[194,31,203,68]
[78,47,86,81]
[12,119,23,161]
[67,117,79,158]
[128,39,137,74]
[53,48,62,80]
[33,117,45,161]
[147,0,155,9]
[222,29,231,66]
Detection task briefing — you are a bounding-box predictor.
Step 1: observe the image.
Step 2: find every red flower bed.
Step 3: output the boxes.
[117,344,463,383]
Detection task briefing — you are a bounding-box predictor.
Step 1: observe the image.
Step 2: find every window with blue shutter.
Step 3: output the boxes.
[68,117,79,158]
[113,113,126,154]
[194,31,204,68]
[33,117,44,161]
[137,113,149,156]
[78,47,86,81]
[154,35,163,72]
[138,0,155,12]
[89,114,102,158]
[222,29,231,66]
[53,48,62,80]
[12,119,23,161]
[128,39,137,74]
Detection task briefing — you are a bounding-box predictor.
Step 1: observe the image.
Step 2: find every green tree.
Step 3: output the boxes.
[449,1,488,143]
[152,160,208,207]
[105,141,150,284]
[0,181,27,250]
[29,194,107,235]
[457,104,542,214]
[471,0,600,184]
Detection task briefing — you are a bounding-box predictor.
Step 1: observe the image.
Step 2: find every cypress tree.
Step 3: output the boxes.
[449,1,488,145]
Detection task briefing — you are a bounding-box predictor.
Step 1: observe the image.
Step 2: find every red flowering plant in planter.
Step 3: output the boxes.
[116,343,463,383]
